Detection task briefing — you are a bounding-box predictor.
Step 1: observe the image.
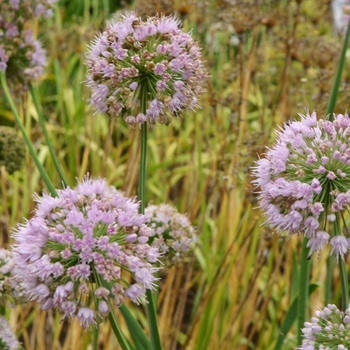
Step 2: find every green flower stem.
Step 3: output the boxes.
[29,84,68,187]
[137,84,162,350]
[297,237,311,345]
[93,323,98,350]
[339,258,349,310]
[139,123,162,350]
[0,73,57,196]
[326,18,350,119]
[325,255,334,305]
[323,14,350,314]
[138,123,148,213]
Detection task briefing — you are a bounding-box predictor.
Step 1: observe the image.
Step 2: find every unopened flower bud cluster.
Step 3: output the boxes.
[12,176,161,329]
[298,303,350,349]
[145,203,197,265]
[0,316,20,350]
[253,112,350,261]
[0,0,56,88]
[86,12,206,125]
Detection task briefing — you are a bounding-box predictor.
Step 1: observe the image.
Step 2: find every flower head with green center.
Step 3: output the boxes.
[0,316,20,350]
[145,203,197,265]
[298,303,350,349]
[12,175,161,329]
[85,12,206,125]
[253,112,350,261]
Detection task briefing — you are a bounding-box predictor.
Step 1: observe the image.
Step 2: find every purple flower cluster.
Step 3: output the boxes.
[0,248,23,305]
[12,176,161,329]
[253,112,350,261]
[0,0,56,89]
[298,303,350,349]
[0,316,19,350]
[145,204,197,265]
[86,12,206,125]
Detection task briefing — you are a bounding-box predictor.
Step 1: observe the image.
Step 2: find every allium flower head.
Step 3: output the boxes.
[12,175,160,329]
[298,303,350,349]
[0,248,24,305]
[145,203,197,265]
[85,12,206,125]
[0,316,20,350]
[253,112,350,261]
[0,0,56,89]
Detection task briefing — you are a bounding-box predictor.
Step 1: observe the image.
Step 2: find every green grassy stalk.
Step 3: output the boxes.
[339,259,349,310]
[0,73,57,196]
[326,20,350,118]
[29,84,68,186]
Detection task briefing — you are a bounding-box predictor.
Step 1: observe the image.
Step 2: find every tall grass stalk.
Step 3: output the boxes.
[29,84,68,186]
[0,73,57,196]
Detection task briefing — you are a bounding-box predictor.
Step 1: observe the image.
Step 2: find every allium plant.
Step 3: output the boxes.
[0,317,20,350]
[85,12,205,125]
[298,303,350,350]
[145,203,197,265]
[12,176,161,329]
[253,112,350,261]
[0,249,23,305]
[0,0,56,89]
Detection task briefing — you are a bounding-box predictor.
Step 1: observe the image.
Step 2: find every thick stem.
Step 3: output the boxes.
[138,86,162,350]
[325,255,334,305]
[29,84,68,187]
[339,258,349,310]
[139,124,162,350]
[0,73,57,196]
[138,123,148,214]
[92,325,99,350]
[297,237,311,345]
[326,19,350,119]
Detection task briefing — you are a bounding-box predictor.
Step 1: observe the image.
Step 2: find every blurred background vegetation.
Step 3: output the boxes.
[1,0,350,349]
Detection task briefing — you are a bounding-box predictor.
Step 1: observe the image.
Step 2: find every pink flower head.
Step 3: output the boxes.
[86,13,206,125]
[12,175,160,328]
[299,303,350,349]
[253,112,350,261]
[0,0,56,91]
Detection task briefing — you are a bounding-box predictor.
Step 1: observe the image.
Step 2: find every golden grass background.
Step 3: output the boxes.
[1,0,349,349]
